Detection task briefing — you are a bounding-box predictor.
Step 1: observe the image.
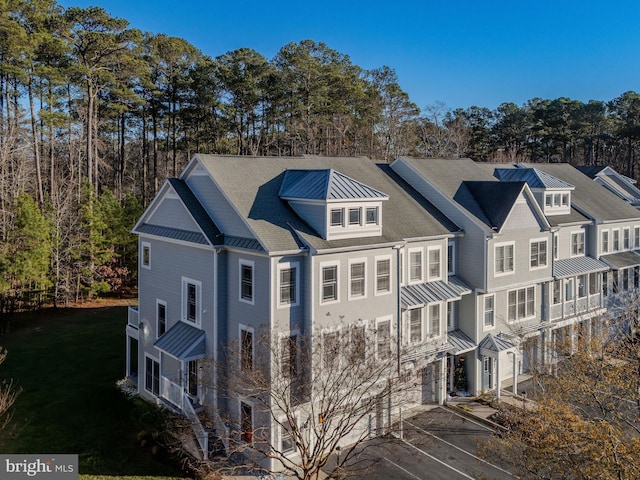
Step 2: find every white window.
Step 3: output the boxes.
[278,263,299,307]
[530,239,548,269]
[552,280,562,304]
[447,302,455,331]
[350,324,367,363]
[429,304,441,337]
[507,286,535,322]
[571,232,585,256]
[447,242,455,275]
[409,248,423,283]
[281,417,296,453]
[545,194,552,207]
[635,227,640,249]
[366,207,378,225]
[145,355,160,396]
[182,277,202,326]
[553,235,558,260]
[321,263,339,303]
[561,193,569,206]
[495,242,514,275]
[375,256,391,294]
[408,308,423,344]
[553,194,561,206]
[613,229,620,251]
[376,318,391,360]
[349,259,366,299]
[239,260,254,304]
[348,207,361,225]
[281,333,299,380]
[602,230,609,254]
[240,401,253,444]
[323,330,340,369]
[156,300,167,337]
[484,295,494,328]
[624,228,631,249]
[428,247,441,280]
[141,241,151,269]
[240,325,254,371]
[330,208,344,227]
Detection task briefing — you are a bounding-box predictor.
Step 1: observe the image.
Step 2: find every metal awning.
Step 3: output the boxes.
[479,333,516,356]
[600,251,640,270]
[447,329,477,355]
[154,321,205,360]
[553,256,610,278]
[401,276,472,308]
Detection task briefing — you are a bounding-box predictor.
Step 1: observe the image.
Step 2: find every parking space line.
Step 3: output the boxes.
[399,436,476,479]
[381,457,424,480]
[404,419,518,478]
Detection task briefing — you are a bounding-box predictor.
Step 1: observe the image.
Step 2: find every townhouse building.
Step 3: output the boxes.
[125,154,471,466]
[125,154,640,467]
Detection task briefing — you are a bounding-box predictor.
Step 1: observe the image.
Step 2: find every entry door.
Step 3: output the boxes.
[422,365,435,403]
[483,356,493,390]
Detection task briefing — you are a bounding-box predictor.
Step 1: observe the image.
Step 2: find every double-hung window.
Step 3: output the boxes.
[635,227,640,249]
[240,327,253,371]
[182,277,201,326]
[157,300,167,337]
[409,249,423,283]
[624,228,631,250]
[239,260,254,304]
[408,308,422,343]
[428,248,441,280]
[145,356,160,396]
[281,334,299,380]
[322,264,338,303]
[366,207,378,225]
[141,242,151,269]
[349,260,366,298]
[429,304,441,337]
[330,208,344,227]
[278,263,298,307]
[240,402,253,444]
[571,232,585,256]
[495,243,514,274]
[376,319,391,360]
[507,286,535,322]
[376,258,391,294]
[530,239,548,268]
[348,207,361,226]
[484,295,495,327]
[613,229,620,251]
[602,230,609,254]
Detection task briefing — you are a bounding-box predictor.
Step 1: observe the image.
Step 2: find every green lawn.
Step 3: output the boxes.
[0,302,190,479]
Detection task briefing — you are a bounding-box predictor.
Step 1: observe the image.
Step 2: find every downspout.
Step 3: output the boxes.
[393,243,404,439]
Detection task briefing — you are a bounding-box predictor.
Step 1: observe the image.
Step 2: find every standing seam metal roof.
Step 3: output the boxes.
[553,256,610,278]
[495,167,575,189]
[401,276,472,308]
[279,168,389,200]
[154,321,206,360]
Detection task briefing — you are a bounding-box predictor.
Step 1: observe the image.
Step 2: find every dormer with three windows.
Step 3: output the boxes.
[279,169,389,240]
[494,167,575,216]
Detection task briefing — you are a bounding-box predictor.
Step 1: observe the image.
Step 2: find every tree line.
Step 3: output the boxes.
[2,0,640,310]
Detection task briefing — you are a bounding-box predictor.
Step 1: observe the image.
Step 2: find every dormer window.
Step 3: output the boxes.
[279,168,389,241]
[349,208,361,225]
[331,208,344,227]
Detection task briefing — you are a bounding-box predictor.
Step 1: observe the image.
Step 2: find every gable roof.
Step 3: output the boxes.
[279,169,389,201]
[518,163,640,222]
[458,181,525,231]
[494,167,574,189]
[191,155,459,253]
[168,179,223,245]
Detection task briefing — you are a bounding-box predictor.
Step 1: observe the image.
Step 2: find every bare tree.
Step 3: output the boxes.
[0,348,20,429]
[198,325,420,480]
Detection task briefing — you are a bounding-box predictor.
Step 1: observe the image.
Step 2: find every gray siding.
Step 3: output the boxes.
[287,201,326,238]
[186,174,255,239]
[148,197,200,231]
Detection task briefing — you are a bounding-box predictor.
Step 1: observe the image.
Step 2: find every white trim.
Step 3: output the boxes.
[239,398,254,444]
[144,353,160,397]
[428,302,442,338]
[570,230,585,257]
[277,261,300,308]
[483,294,495,330]
[612,228,620,252]
[623,227,631,250]
[406,306,424,345]
[374,254,393,296]
[408,247,424,284]
[156,299,167,338]
[494,241,515,277]
[427,246,442,281]
[239,324,255,371]
[529,237,548,270]
[279,411,299,454]
[447,241,456,275]
[181,277,202,327]
[238,259,255,305]
[348,257,367,300]
[375,316,393,361]
[141,241,151,269]
[319,260,340,305]
[601,229,610,254]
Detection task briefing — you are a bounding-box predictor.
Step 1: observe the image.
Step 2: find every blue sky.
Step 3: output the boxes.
[57,0,640,111]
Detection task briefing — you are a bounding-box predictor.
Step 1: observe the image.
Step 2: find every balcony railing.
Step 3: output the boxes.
[128,306,139,329]
[183,391,209,459]
[160,376,183,409]
[548,293,603,322]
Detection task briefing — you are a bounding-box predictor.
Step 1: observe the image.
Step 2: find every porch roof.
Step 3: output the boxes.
[553,256,610,278]
[479,333,516,356]
[447,329,476,355]
[401,276,472,308]
[154,321,205,360]
[600,251,640,270]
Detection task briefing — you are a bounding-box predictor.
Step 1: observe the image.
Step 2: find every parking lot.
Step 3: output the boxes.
[339,406,518,480]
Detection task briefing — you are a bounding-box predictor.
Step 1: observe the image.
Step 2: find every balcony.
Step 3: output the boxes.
[548,293,603,323]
